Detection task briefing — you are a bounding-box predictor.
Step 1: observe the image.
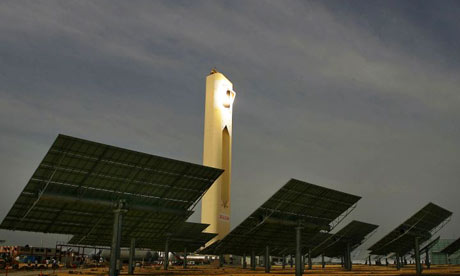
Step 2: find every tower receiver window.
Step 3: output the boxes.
[223,90,235,108]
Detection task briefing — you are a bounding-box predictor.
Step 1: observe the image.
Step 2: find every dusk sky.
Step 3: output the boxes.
[0,1,459,258]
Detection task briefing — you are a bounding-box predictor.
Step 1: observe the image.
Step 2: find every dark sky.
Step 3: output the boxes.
[1,1,459,258]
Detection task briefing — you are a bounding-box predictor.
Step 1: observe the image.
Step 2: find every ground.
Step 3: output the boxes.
[3,265,460,276]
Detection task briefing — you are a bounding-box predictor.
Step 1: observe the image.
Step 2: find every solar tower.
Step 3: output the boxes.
[201,69,236,245]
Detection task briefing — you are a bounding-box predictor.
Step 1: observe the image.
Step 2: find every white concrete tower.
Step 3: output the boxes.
[201,69,235,245]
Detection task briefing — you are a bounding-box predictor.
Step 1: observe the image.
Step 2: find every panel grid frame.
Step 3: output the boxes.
[200,179,361,256]
[368,203,452,256]
[0,134,223,249]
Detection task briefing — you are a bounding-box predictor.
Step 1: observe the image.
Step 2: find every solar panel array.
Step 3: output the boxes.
[368,203,452,256]
[311,220,378,258]
[200,179,361,256]
[1,134,454,261]
[419,236,440,253]
[440,237,460,255]
[147,232,218,252]
[69,222,216,252]
[0,134,223,249]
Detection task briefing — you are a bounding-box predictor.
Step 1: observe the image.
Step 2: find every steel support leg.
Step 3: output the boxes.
[415,237,421,275]
[164,238,169,270]
[128,238,135,275]
[295,226,302,276]
[425,249,430,269]
[301,255,305,273]
[65,249,68,268]
[219,254,224,267]
[282,255,286,270]
[251,250,256,270]
[346,242,352,271]
[183,248,187,269]
[77,247,80,268]
[109,202,126,276]
[242,253,247,269]
[396,253,400,270]
[321,254,325,268]
[59,245,63,263]
[265,245,270,273]
[308,249,312,270]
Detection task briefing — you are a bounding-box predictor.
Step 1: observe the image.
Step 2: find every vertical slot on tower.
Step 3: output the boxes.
[221,127,230,208]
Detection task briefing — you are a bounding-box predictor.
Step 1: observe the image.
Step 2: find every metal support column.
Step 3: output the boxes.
[219,254,224,267]
[396,253,400,270]
[64,247,68,268]
[415,237,421,275]
[265,245,270,273]
[164,237,169,270]
[282,255,286,270]
[301,255,305,273]
[183,247,187,269]
[346,242,352,271]
[308,249,312,270]
[290,254,294,268]
[251,250,256,270]
[321,254,325,268]
[243,253,247,269]
[109,201,126,276]
[368,255,371,266]
[425,249,430,269]
[295,226,302,276]
[128,238,135,275]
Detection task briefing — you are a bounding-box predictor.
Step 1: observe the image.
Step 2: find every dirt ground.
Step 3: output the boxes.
[3,264,460,276]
